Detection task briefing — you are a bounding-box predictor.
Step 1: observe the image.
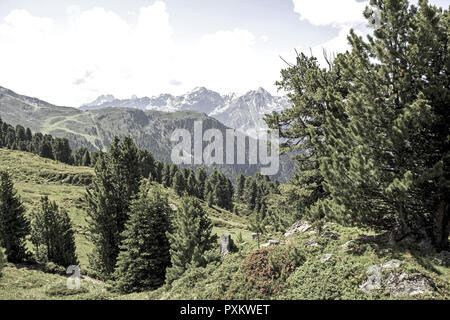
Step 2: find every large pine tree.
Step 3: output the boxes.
[113,184,171,293]
[165,196,217,284]
[0,171,29,263]
[86,136,141,278]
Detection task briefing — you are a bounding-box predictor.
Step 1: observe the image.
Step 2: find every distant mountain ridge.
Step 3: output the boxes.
[81,87,291,138]
[0,85,294,182]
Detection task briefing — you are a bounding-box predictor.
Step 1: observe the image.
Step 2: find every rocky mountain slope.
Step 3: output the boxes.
[81,87,290,138]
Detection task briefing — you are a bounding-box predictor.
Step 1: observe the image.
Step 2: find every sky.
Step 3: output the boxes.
[0,0,448,107]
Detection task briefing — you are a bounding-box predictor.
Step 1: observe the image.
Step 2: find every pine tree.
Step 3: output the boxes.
[196,167,207,200]
[165,196,217,284]
[82,149,91,166]
[30,196,77,267]
[137,149,155,179]
[186,171,198,197]
[244,177,257,211]
[162,163,171,187]
[40,140,53,159]
[0,171,29,263]
[249,210,265,249]
[173,171,186,196]
[86,136,141,278]
[113,185,171,293]
[234,174,246,202]
[314,0,449,248]
[52,137,72,164]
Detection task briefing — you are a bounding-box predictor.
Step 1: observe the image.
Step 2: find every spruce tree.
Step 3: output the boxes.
[113,185,171,293]
[30,196,78,267]
[196,167,207,200]
[86,136,141,278]
[186,171,198,197]
[165,196,217,284]
[173,170,186,196]
[234,174,246,202]
[0,171,29,263]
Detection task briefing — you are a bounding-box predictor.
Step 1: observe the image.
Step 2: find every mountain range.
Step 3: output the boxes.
[80,87,290,138]
[0,86,294,182]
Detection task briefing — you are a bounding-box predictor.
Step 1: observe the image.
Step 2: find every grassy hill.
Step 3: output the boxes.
[0,148,449,300]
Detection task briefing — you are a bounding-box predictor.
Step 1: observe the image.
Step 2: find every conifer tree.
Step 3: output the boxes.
[173,170,186,196]
[113,185,171,293]
[196,167,207,200]
[82,149,91,166]
[30,196,77,267]
[0,171,29,263]
[165,197,217,284]
[162,163,171,187]
[234,174,246,202]
[186,171,198,197]
[86,136,141,278]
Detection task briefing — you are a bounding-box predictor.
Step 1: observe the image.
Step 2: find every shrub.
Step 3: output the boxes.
[281,255,367,300]
[225,244,304,299]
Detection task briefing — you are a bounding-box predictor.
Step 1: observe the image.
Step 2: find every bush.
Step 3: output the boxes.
[225,244,304,299]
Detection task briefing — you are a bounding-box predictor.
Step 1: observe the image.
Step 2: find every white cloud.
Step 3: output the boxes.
[289,0,370,68]
[292,0,369,27]
[0,2,283,107]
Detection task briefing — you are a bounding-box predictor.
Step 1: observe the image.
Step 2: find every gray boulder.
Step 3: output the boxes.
[320,254,333,262]
[284,220,312,237]
[385,272,434,296]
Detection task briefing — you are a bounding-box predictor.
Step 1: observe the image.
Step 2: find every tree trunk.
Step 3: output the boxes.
[392,204,410,242]
[433,198,449,251]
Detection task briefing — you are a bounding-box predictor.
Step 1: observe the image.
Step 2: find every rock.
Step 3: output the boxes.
[251,233,260,240]
[169,203,178,211]
[381,259,401,269]
[284,220,312,237]
[304,239,318,248]
[261,243,271,248]
[320,254,333,262]
[360,265,382,293]
[322,231,339,240]
[385,272,434,296]
[360,263,435,296]
[268,240,280,246]
[220,234,232,257]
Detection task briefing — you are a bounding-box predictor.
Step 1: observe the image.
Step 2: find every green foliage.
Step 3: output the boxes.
[172,171,186,196]
[30,196,78,267]
[113,185,171,293]
[85,136,141,278]
[265,0,450,249]
[166,196,218,284]
[0,170,29,263]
